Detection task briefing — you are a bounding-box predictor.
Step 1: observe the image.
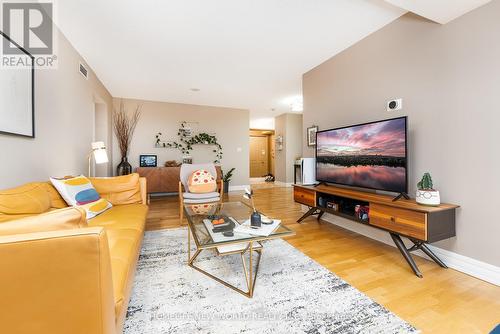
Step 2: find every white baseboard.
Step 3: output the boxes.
[228,185,249,192]
[304,207,500,286]
[425,245,500,286]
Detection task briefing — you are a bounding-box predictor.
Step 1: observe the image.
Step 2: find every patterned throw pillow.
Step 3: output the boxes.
[187,169,217,193]
[50,175,112,219]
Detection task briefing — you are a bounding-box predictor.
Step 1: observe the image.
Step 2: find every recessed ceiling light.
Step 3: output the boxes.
[190,88,200,92]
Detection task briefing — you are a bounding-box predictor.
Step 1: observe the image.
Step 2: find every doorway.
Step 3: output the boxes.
[249,129,275,178]
[93,101,109,177]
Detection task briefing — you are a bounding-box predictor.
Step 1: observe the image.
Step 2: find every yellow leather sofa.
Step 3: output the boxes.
[0,173,148,334]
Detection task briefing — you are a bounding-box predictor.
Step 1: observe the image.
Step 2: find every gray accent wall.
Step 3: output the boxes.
[302,2,500,266]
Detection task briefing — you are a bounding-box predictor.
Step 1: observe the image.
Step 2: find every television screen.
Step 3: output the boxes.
[316,117,407,193]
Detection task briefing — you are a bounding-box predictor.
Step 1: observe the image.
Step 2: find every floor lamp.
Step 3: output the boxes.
[88,141,109,177]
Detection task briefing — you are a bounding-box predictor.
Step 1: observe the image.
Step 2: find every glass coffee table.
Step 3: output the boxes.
[184,201,295,298]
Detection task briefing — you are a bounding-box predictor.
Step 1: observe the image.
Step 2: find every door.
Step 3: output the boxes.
[250,136,269,177]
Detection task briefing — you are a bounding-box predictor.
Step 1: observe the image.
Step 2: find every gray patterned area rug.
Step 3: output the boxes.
[124,228,417,334]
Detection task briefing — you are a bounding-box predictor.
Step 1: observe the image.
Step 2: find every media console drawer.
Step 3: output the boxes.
[293,187,316,207]
[369,203,427,240]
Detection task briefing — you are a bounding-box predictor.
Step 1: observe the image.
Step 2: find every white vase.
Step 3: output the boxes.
[416,189,440,206]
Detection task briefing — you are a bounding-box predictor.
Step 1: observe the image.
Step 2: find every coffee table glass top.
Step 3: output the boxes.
[184,201,294,248]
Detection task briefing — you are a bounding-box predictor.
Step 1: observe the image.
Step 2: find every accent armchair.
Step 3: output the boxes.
[179,163,223,222]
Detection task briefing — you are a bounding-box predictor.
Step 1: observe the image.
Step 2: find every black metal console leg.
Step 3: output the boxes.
[297,207,318,223]
[390,233,423,278]
[420,243,448,268]
[317,211,325,220]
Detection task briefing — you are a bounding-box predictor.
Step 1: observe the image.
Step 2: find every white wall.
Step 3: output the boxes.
[0,28,113,189]
[274,113,303,183]
[112,98,250,187]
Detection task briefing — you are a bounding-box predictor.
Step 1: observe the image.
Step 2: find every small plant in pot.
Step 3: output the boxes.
[416,172,440,206]
[221,167,235,194]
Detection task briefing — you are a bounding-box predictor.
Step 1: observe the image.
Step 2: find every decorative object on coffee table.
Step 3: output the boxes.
[243,187,261,228]
[221,167,235,193]
[416,172,440,206]
[113,100,141,175]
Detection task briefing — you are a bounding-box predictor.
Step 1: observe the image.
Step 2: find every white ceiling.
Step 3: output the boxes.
[383,0,492,24]
[56,0,405,128]
[54,0,489,129]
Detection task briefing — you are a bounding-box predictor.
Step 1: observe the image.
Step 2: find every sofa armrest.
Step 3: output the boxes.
[0,227,116,334]
[139,176,147,205]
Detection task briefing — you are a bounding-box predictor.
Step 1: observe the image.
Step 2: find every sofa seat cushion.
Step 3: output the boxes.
[104,228,142,319]
[88,204,148,233]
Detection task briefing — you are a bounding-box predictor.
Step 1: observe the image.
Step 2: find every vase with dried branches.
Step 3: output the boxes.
[113,101,141,175]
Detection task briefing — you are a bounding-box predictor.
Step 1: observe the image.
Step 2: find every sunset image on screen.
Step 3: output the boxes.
[316,117,406,192]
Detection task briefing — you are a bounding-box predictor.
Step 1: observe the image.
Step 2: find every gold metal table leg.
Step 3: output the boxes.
[249,241,253,297]
[187,226,191,262]
[188,245,262,298]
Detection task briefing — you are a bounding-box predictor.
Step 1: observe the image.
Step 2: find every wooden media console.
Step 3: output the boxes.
[293,184,459,277]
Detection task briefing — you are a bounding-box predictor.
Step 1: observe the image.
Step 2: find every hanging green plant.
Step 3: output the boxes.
[155,129,223,164]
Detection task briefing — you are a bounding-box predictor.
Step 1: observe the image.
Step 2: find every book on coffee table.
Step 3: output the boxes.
[202,217,251,243]
[233,219,281,237]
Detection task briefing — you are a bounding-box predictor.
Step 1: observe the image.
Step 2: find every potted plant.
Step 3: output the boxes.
[416,172,440,206]
[221,167,235,194]
[113,100,141,175]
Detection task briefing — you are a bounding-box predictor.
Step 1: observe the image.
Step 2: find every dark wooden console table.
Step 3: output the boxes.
[293,184,459,277]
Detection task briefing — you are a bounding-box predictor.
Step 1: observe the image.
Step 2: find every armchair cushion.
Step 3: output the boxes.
[183,192,220,199]
[183,196,220,204]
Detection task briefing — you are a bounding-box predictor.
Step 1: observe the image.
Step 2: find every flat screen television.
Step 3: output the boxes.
[315,116,407,194]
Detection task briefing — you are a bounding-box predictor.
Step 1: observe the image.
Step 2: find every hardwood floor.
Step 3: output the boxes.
[145,184,500,333]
